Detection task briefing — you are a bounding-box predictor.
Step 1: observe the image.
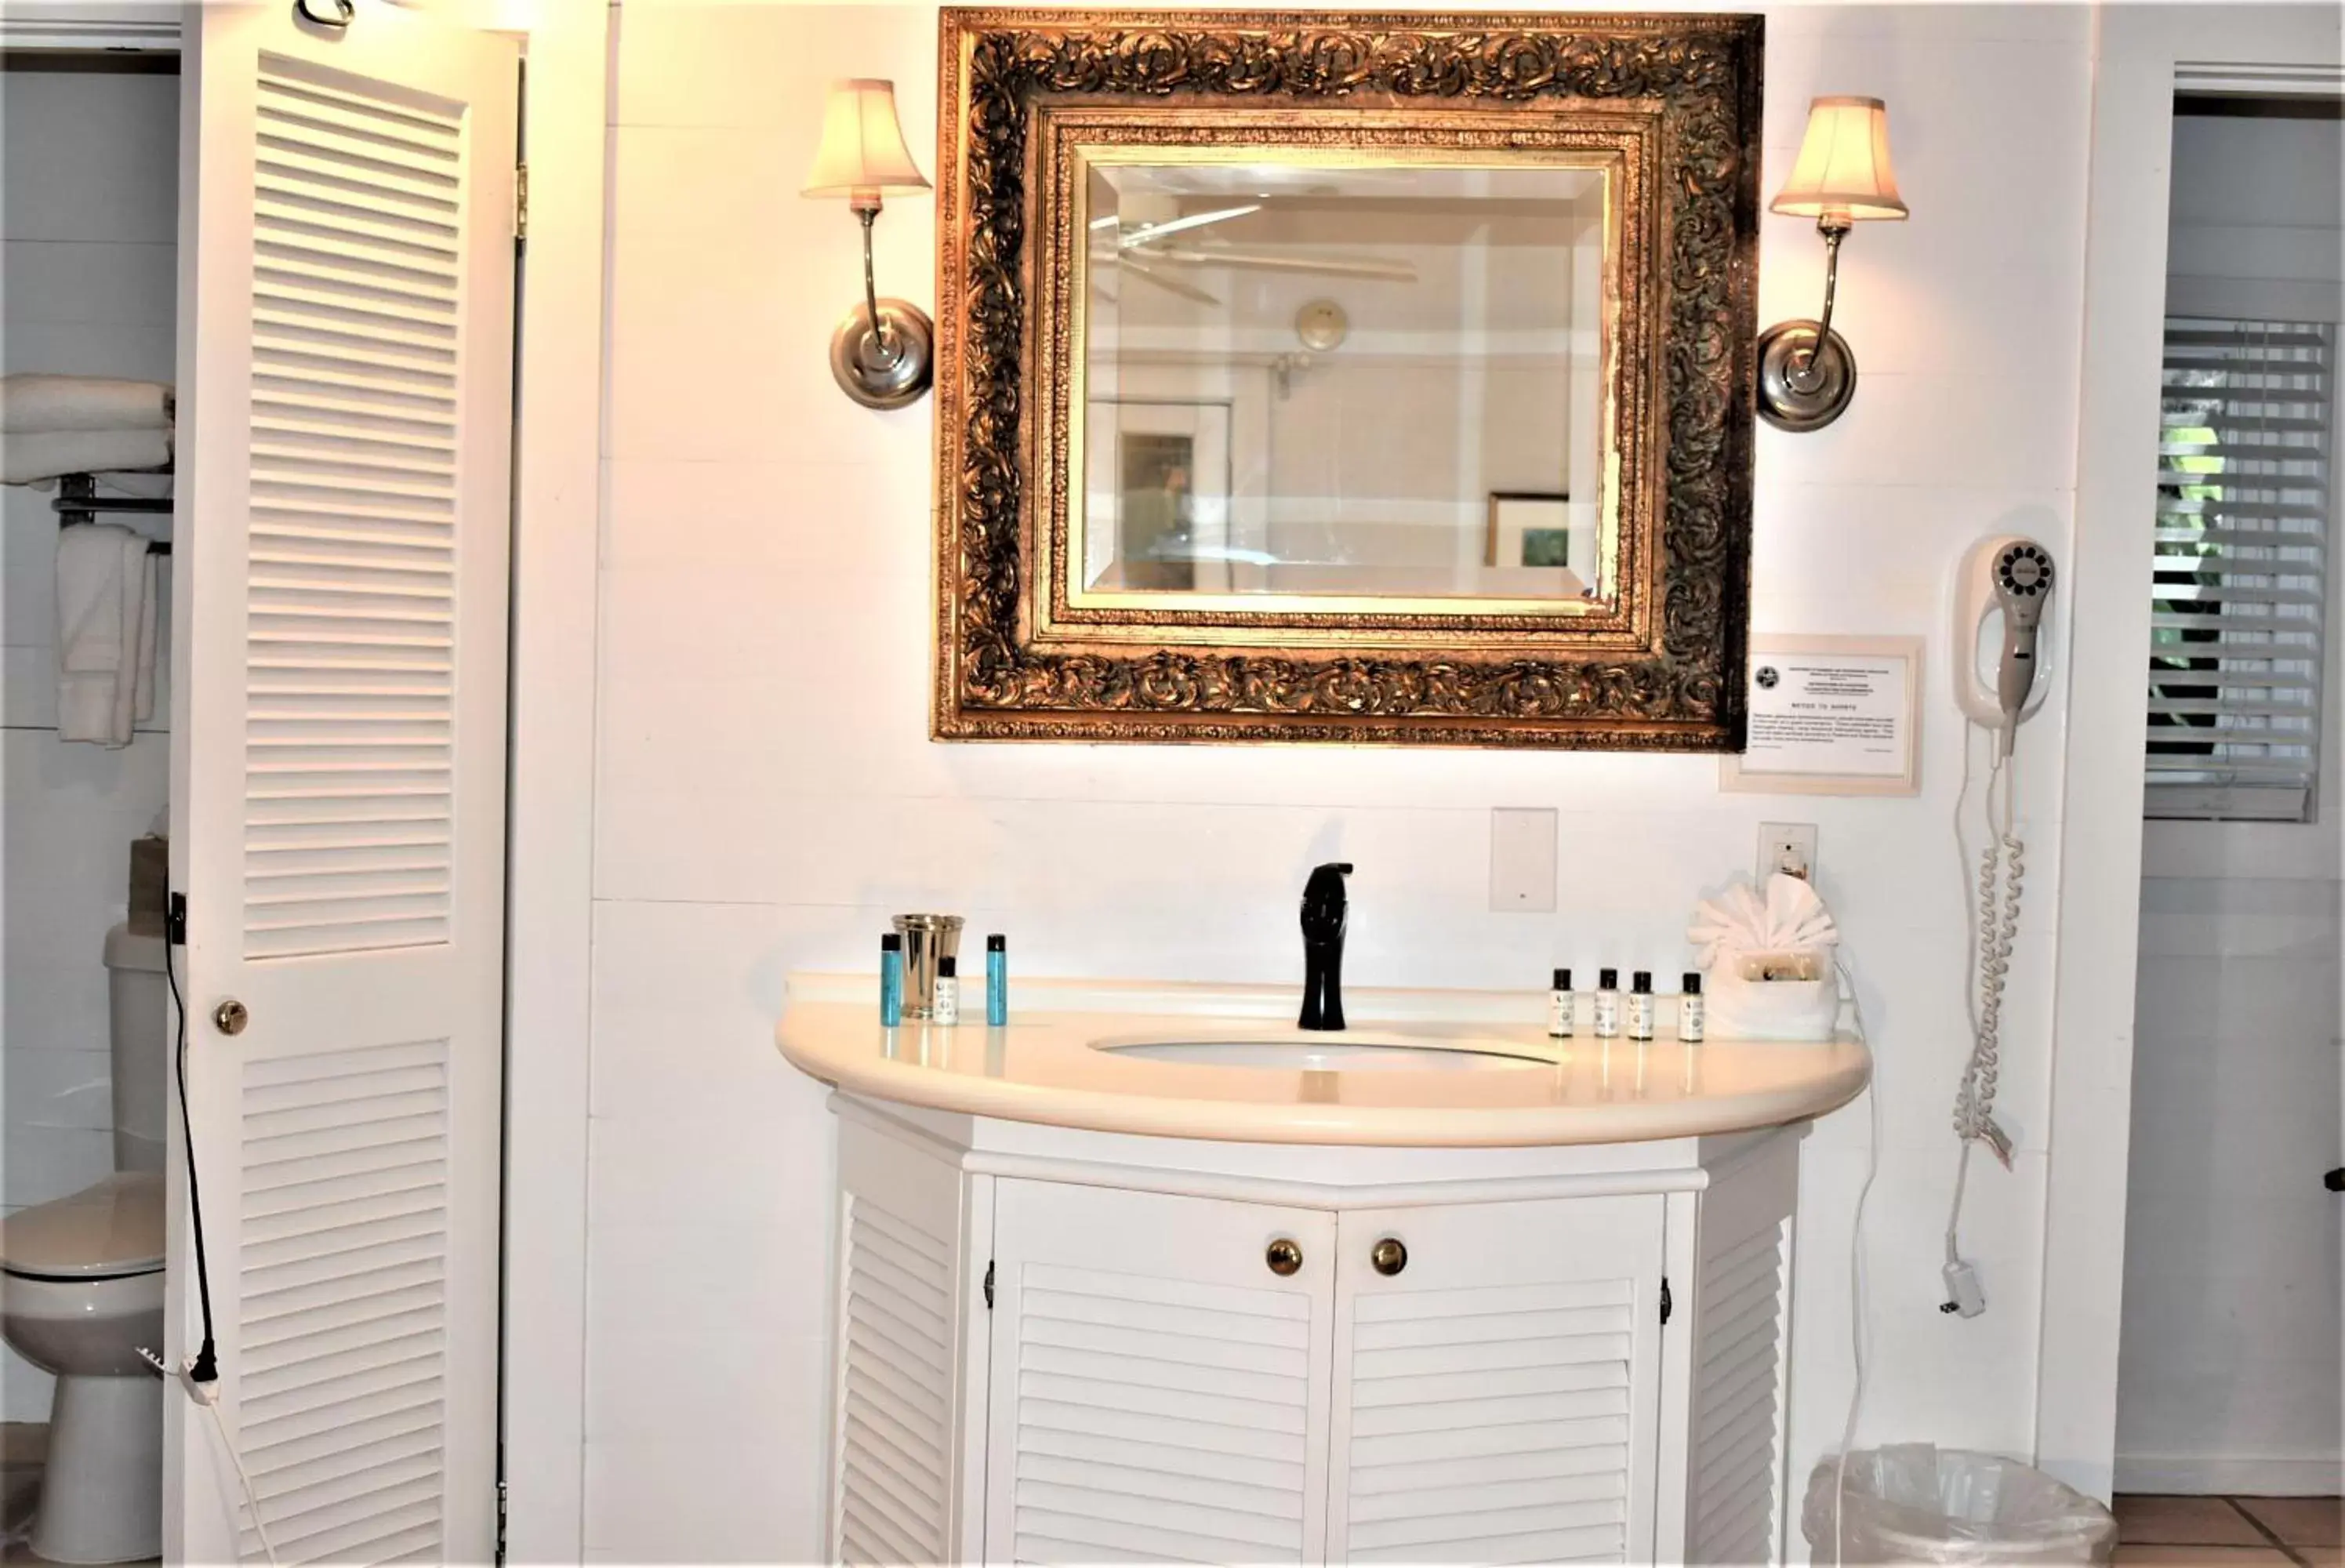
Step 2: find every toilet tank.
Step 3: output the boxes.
[103,924,169,1174]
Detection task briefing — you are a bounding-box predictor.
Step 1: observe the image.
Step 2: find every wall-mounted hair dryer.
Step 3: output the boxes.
[1951,535,2056,751]
[1940,532,2059,1319]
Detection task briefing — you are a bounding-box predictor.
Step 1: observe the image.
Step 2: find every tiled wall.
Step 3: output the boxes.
[593,5,2093,1559]
[2114,107,2345,1494]
[0,65,180,1422]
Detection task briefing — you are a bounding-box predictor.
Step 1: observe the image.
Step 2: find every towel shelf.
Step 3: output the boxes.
[51,473,172,554]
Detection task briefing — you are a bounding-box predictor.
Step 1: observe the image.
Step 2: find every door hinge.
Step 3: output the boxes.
[983,1259,995,1310]
[1659,1276,1672,1326]
[495,1478,508,1563]
[514,162,528,241]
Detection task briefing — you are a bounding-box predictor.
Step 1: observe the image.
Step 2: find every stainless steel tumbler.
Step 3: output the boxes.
[891,913,964,1020]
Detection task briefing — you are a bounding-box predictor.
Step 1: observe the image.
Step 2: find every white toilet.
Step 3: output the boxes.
[1,924,169,1564]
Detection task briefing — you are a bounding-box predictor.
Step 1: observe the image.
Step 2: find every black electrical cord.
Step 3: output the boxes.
[163,892,220,1385]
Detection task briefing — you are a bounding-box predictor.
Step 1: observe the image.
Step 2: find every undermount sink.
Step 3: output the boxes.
[1094,1033,1555,1072]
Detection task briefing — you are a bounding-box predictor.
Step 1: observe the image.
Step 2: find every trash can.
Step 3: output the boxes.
[1802,1445,2119,1565]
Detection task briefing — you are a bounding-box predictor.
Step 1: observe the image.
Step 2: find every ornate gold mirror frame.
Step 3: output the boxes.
[933,9,1764,749]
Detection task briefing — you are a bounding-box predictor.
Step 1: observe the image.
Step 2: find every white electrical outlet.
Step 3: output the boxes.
[1490,808,1559,912]
[1758,822,1817,881]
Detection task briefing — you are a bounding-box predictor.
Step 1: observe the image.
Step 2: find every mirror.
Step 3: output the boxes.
[934,11,1763,750]
[1078,158,1616,612]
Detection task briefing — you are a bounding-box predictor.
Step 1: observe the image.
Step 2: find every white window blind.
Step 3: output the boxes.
[2146,317,2333,822]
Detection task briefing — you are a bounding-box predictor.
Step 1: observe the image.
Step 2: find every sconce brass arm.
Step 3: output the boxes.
[858,209,898,366]
[1784,218,1850,393]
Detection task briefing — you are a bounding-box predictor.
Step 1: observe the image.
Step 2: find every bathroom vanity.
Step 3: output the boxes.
[777,975,1868,1567]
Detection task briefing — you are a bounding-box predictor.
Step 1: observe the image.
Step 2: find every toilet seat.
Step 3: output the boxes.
[0,1172,164,1281]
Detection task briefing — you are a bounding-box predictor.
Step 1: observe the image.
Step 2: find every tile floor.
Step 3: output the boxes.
[2116,1494,2344,1568]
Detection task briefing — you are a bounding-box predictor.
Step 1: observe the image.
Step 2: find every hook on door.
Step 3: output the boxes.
[295,0,355,27]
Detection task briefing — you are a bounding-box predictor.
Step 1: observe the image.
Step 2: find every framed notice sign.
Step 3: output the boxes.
[1720,634,1923,797]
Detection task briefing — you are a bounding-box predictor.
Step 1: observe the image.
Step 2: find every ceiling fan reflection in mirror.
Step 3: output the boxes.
[1087,199,1421,308]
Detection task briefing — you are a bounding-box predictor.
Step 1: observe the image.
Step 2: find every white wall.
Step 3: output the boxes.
[2114,106,2345,1495]
[588,5,2091,1559]
[0,63,179,1422]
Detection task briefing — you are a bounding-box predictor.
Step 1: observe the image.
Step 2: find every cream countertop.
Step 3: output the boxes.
[775,974,1871,1148]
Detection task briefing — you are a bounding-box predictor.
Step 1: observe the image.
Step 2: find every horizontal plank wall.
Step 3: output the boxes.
[589,5,2096,1560]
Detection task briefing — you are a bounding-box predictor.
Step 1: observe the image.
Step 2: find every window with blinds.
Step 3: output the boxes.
[2146,317,2335,822]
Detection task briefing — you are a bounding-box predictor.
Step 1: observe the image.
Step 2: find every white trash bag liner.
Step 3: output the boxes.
[1802,1445,2118,1565]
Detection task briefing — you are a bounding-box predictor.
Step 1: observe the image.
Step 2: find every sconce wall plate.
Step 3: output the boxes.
[1756,319,1856,433]
[830,299,935,410]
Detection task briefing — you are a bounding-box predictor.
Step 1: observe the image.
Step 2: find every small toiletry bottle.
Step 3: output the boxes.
[1592,969,1621,1038]
[1627,971,1656,1040]
[1678,972,1705,1044]
[880,933,904,1027]
[986,935,1008,1027]
[934,955,960,1026]
[1547,968,1574,1038]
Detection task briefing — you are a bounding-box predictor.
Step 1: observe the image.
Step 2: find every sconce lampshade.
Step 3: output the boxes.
[801,78,931,210]
[1770,96,1908,223]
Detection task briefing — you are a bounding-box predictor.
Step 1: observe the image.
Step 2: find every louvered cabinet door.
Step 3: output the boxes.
[833,1113,981,1566]
[171,6,517,1565]
[985,1180,1338,1566]
[1326,1197,1667,1567]
[1678,1134,1799,1567]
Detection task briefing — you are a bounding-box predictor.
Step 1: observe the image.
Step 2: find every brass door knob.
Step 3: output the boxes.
[212,999,249,1036]
[1265,1238,1303,1276]
[1370,1237,1407,1276]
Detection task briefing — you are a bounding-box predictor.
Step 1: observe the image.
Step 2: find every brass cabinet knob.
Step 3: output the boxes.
[212,999,249,1036]
[1370,1237,1407,1276]
[1265,1238,1303,1276]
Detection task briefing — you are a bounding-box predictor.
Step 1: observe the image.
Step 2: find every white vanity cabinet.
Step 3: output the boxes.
[825,1099,1804,1568]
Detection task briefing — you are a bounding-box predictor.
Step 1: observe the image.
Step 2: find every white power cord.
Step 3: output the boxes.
[1944,723,2023,1316]
[139,1348,281,1566]
[1831,956,1883,1568]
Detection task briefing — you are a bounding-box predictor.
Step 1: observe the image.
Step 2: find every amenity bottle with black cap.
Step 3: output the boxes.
[1679,973,1705,1043]
[1627,971,1656,1040]
[986,935,1008,1026]
[933,956,960,1026]
[1592,968,1622,1038]
[879,933,903,1026]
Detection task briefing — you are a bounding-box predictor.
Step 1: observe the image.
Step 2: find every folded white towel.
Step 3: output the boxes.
[134,548,158,729]
[2,426,172,486]
[0,375,172,434]
[112,532,158,741]
[56,523,157,748]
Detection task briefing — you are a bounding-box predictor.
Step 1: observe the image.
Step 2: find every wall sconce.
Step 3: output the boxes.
[801,78,933,410]
[1757,96,1908,433]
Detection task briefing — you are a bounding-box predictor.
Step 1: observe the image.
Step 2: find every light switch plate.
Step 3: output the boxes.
[1490,808,1559,913]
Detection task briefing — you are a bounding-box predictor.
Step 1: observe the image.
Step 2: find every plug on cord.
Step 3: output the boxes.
[1940,1260,1986,1318]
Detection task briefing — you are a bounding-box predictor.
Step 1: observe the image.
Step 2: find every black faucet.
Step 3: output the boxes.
[1298,862,1352,1031]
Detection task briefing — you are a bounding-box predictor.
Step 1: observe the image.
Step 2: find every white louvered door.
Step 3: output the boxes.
[986,1180,1338,1566]
[1326,1198,1666,1567]
[169,5,516,1563]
